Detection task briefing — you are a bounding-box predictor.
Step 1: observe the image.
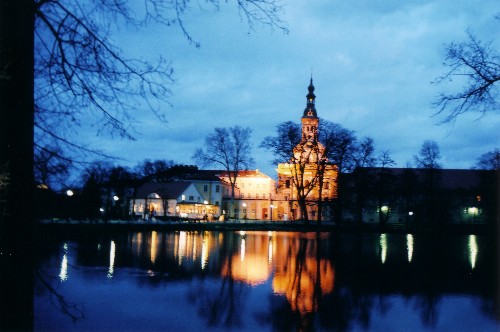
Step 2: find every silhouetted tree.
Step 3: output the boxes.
[433,20,500,123]
[414,140,442,169]
[1,2,285,326]
[375,151,397,227]
[194,126,254,219]
[133,159,176,181]
[34,145,71,189]
[474,148,500,170]
[261,121,329,222]
[414,140,442,223]
[351,137,377,224]
[320,121,357,223]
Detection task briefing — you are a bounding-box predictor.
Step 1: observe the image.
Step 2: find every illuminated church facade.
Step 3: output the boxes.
[274,78,338,221]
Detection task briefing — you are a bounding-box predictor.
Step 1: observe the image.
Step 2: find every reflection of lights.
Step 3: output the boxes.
[151,231,158,264]
[406,234,414,263]
[178,231,187,265]
[108,240,115,279]
[240,236,246,262]
[201,232,209,270]
[380,234,388,264]
[268,236,273,265]
[59,243,68,281]
[468,235,478,269]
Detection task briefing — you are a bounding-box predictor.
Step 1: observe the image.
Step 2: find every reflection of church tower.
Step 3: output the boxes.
[301,77,319,142]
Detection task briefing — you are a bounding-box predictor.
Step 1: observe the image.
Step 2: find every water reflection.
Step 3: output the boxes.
[36,230,498,331]
[107,240,115,279]
[469,234,478,269]
[407,234,414,263]
[58,243,68,281]
[379,233,388,263]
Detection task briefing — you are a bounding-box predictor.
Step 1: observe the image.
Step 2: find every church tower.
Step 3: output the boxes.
[276,77,338,222]
[301,77,319,142]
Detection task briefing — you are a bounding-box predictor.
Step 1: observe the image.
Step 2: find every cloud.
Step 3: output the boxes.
[74,0,499,176]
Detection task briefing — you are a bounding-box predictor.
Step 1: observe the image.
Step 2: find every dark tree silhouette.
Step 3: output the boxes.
[0,1,285,329]
[193,126,255,219]
[474,148,500,170]
[433,22,500,123]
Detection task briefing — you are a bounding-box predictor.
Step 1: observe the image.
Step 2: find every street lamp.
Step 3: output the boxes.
[66,189,74,197]
[242,202,247,220]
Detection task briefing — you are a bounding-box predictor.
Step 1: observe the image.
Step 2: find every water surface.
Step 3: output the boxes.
[34,230,498,331]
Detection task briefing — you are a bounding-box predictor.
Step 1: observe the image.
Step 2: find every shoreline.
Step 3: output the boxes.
[36,218,495,235]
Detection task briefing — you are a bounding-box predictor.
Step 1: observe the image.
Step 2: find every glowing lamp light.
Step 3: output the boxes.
[380,206,389,213]
[467,207,478,215]
[113,195,119,201]
[66,189,74,197]
[408,211,414,216]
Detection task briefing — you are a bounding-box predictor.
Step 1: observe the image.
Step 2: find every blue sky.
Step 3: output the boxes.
[79,0,499,177]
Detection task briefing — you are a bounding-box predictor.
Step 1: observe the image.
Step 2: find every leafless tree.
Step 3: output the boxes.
[414,140,442,169]
[0,1,286,328]
[474,148,500,170]
[261,121,322,221]
[193,126,254,219]
[433,21,500,123]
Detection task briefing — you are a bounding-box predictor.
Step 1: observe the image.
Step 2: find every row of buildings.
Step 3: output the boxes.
[130,79,498,225]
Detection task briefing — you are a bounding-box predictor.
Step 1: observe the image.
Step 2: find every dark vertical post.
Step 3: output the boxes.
[0,1,35,330]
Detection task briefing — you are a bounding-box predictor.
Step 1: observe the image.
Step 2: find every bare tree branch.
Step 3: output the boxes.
[433,27,500,123]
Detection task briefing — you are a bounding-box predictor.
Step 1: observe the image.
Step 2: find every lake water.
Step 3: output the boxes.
[34,229,498,331]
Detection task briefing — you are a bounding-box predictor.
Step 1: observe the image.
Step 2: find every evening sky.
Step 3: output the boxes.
[77,0,499,177]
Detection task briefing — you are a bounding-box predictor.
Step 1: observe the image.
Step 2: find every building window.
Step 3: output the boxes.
[263,194,266,199]
[203,185,208,192]
[256,194,260,199]
[189,196,194,201]
[216,185,220,193]
[325,182,330,189]
[181,195,186,201]
[285,180,290,188]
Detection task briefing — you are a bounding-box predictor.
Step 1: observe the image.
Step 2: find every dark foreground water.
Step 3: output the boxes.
[34,229,499,331]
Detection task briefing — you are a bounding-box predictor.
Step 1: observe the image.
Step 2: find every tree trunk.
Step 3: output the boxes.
[0,1,35,330]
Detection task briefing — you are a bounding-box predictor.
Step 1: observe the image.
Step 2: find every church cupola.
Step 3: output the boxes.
[303,77,317,118]
[301,77,319,142]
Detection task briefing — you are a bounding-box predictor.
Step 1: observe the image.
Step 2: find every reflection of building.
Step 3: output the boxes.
[221,231,335,315]
[275,79,338,221]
